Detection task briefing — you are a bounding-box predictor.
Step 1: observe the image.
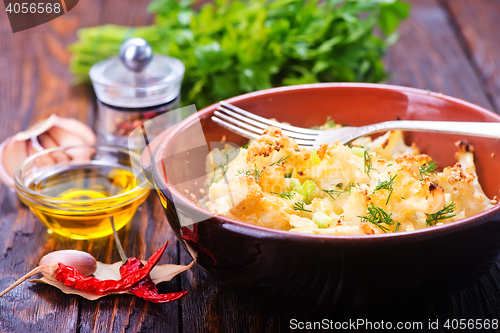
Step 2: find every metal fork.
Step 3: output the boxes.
[212,101,500,148]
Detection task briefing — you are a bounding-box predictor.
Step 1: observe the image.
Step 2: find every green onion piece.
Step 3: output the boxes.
[312,211,332,229]
[289,178,301,192]
[351,146,366,158]
[299,180,318,204]
[310,149,321,165]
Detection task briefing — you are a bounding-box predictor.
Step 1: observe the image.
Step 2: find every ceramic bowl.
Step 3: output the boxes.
[145,83,500,313]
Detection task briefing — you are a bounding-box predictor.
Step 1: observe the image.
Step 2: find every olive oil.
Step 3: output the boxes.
[26,163,149,239]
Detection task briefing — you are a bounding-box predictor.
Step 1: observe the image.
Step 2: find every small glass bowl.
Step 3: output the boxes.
[14,145,150,239]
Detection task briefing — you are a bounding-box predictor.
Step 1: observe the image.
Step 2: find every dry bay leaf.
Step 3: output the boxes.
[30,277,130,300]
[30,260,195,301]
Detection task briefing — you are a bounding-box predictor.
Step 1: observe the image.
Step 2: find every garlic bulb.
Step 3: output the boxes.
[0,115,97,188]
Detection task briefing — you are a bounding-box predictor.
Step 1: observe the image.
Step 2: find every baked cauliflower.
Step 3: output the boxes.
[203,126,495,235]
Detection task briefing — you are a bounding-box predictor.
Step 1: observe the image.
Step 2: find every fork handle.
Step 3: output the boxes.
[365,121,500,139]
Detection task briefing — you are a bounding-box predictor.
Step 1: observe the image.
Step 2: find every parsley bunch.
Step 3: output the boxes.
[69,0,410,108]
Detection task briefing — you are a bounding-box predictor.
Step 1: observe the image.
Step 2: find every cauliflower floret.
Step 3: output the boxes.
[311,142,370,186]
[367,130,419,160]
[436,141,493,218]
[341,184,371,226]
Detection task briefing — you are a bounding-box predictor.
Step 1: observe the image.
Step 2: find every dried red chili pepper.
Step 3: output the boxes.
[55,241,168,295]
[119,257,187,303]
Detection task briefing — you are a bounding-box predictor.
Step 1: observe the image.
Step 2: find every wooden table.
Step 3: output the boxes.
[1,0,500,332]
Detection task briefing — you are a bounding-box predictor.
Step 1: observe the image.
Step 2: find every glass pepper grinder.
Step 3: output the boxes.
[89,38,185,150]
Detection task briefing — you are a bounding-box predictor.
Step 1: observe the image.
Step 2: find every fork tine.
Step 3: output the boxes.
[220,101,320,135]
[212,115,314,147]
[214,111,266,136]
[212,116,260,140]
[216,107,317,141]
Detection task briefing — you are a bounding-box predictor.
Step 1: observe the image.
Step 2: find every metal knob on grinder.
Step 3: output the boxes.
[119,38,153,73]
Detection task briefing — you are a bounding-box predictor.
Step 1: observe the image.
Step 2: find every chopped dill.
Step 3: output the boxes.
[395,222,401,232]
[419,160,438,180]
[363,150,377,178]
[236,168,263,183]
[271,191,295,200]
[358,205,395,233]
[293,200,312,213]
[347,183,355,195]
[373,174,397,205]
[322,188,346,200]
[426,202,456,226]
[211,151,230,184]
[322,183,354,199]
[269,154,291,167]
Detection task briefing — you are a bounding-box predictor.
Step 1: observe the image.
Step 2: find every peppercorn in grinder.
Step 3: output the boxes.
[89,38,185,150]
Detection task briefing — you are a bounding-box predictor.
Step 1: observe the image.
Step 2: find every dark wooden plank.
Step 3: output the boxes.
[384,0,495,112]
[443,0,500,112]
[100,0,154,27]
[179,249,292,333]
[0,1,99,331]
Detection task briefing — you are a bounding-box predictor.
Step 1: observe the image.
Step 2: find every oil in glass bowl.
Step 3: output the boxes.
[15,146,149,239]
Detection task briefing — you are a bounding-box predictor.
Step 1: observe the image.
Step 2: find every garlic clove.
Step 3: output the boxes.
[64,146,96,162]
[53,117,97,145]
[48,127,95,161]
[28,140,56,169]
[0,138,28,188]
[38,133,72,163]
[39,250,97,277]
[48,126,88,147]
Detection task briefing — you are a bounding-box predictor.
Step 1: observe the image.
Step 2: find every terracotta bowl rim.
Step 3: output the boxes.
[155,82,500,243]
